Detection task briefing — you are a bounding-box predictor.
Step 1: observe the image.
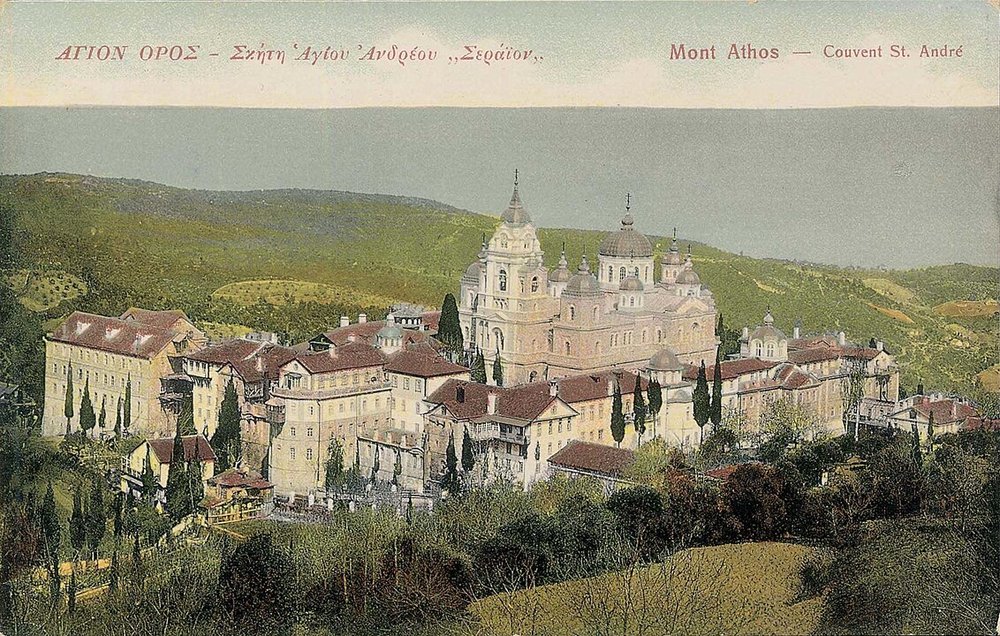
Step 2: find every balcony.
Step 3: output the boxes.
[270,380,391,401]
[468,422,526,446]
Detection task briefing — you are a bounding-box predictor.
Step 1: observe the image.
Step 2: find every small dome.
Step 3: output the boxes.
[377,314,403,340]
[751,324,786,342]
[664,231,683,265]
[462,261,482,281]
[599,213,653,258]
[549,265,572,283]
[648,347,683,371]
[676,268,700,285]
[564,255,601,295]
[619,275,644,291]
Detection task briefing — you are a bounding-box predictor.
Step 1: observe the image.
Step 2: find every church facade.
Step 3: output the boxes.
[458,179,718,386]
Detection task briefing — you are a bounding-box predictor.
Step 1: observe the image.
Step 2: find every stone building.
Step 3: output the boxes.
[42,309,205,438]
[458,177,718,386]
[120,434,216,506]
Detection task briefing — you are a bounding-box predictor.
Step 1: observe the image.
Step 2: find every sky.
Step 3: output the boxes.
[0,1,998,108]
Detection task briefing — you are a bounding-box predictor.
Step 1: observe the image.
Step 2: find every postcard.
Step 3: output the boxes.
[0,2,998,635]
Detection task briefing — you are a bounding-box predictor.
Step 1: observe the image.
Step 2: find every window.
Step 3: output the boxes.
[598,429,604,440]
[767,343,775,358]
[290,427,296,437]
[531,276,539,292]
[499,269,508,292]
[307,427,314,437]
[569,305,576,320]
[306,448,313,461]
[557,420,562,433]
[290,448,296,460]
[308,406,314,416]
[564,341,571,355]
[548,421,553,435]
[608,266,613,281]
[755,343,762,357]
[619,267,626,281]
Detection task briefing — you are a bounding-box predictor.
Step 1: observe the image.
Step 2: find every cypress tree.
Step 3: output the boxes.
[443,432,459,493]
[165,424,191,521]
[40,482,61,608]
[926,411,935,452]
[79,378,96,438]
[324,439,344,490]
[67,569,77,614]
[610,381,625,448]
[140,446,158,505]
[471,349,487,384]
[109,547,120,593]
[70,484,87,558]
[64,365,75,436]
[492,352,504,387]
[187,457,204,514]
[632,377,647,440]
[437,293,463,355]
[113,491,123,539]
[710,349,723,428]
[910,422,923,467]
[123,374,132,434]
[86,478,106,561]
[647,378,662,422]
[461,426,475,472]
[177,393,196,436]
[114,396,122,439]
[99,395,107,436]
[212,380,241,471]
[370,445,380,483]
[130,534,144,592]
[693,360,711,444]
[393,450,402,485]
[406,494,414,525]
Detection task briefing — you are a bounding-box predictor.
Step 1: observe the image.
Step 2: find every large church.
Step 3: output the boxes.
[458,176,718,386]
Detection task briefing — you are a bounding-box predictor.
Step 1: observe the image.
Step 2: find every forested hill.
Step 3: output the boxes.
[1,173,997,397]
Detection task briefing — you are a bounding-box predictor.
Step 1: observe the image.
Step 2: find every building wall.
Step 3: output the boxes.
[42,339,174,438]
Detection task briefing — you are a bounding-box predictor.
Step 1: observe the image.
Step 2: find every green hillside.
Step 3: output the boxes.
[1,172,996,395]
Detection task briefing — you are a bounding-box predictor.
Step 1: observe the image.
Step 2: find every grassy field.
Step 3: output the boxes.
[2,268,87,311]
[470,542,823,636]
[2,173,996,394]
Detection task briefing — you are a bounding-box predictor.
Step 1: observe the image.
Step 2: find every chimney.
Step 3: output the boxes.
[549,380,558,397]
[327,344,338,358]
[256,357,264,372]
[456,385,465,403]
[950,402,957,419]
[358,313,367,324]
[607,377,616,397]
[793,325,800,339]
[486,391,497,415]
[742,326,749,339]
[837,331,846,346]
[340,315,349,328]
[876,340,884,352]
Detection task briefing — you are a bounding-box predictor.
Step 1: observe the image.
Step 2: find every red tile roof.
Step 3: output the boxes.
[555,371,647,404]
[384,345,468,378]
[120,307,190,330]
[787,348,843,365]
[548,441,635,478]
[704,464,741,481]
[293,342,388,374]
[147,435,217,464]
[186,340,297,383]
[49,311,176,360]
[913,399,980,424]
[315,321,436,348]
[207,468,273,490]
[682,358,779,382]
[964,417,1000,432]
[421,311,441,333]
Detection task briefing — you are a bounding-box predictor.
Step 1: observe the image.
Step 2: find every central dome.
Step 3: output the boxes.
[599,213,653,258]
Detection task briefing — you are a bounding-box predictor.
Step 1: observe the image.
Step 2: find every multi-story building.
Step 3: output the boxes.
[458,177,718,386]
[120,434,216,506]
[42,309,205,438]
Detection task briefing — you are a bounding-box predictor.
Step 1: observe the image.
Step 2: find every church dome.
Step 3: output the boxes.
[500,181,532,226]
[675,267,700,285]
[664,230,683,265]
[648,347,683,371]
[549,246,571,281]
[376,314,403,341]
[619,275,644,291]
[462,261,482,281]
[599,213,653,258]
[564,255,601,294]
[750,309,786,342]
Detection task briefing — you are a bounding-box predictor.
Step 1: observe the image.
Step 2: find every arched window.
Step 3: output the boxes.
[656,328,662,342]
[531,276,539,293]
[629,296,635,307]
[569,305,576,320]
[608,266,613,282]
[547,331,554,352]
[619,267,626,281]
[755,342,762,357]
[766,343,775,358]
[564,341,571,355]
[498,269,507,292]
[634,267,640,277]
[644,266,649,280]
[595,341,601,353]
[641,329,647,343]
[493,328,505,351]
[592,306,599,320]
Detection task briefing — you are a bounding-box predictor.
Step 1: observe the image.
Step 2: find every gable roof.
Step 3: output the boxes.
[147,435,217,464]
[292,342,388,374]
[49,311,176,360]
[682,358,779,382]
[120,307,190,330]
[548,441,635,478]
[207,468,273,490]
[384,344,468,378]
[311,319,437,348]
[555,371,647,403]
[186,340,297,383]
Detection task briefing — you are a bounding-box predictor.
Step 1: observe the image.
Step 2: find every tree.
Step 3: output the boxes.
[113,491,123,539]
[79,378,96,438]
[370,445,381,483]
[67,569,77,614]
[492,352,504,387]
[716,312,742,358]
[64,365,74,436]
[177,393,196,436]
[910,422,923,468]
[926,411,935,452]
[840,360,866,440]
[212,380,242,471]
[123,374,132,434]
[40,482,61,608]
[70,484,87,558]
[393,450,402,486]
[438,293,463,356]
[443,431,459,493]
[723,464,791,541]
[471,349,487,384]
[187,457,205,514]
[130,533,144,592]
[98,395,107,437]
[165,424,192,521]
[324,438,345,491]
[87,478,106,560]
[611,381,626,448]
[114,396,122,439]
[710,349,723,428]
[693,360,710,444]
[647,378,662,432]
[108,547,120,593]
[461,426,475,473]
[140,446,158,505]
[632,378,647,442]
[218,533,296,631]
[606,486,668,559]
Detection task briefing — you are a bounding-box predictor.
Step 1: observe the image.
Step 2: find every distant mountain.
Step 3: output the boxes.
[2,173,996,394]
